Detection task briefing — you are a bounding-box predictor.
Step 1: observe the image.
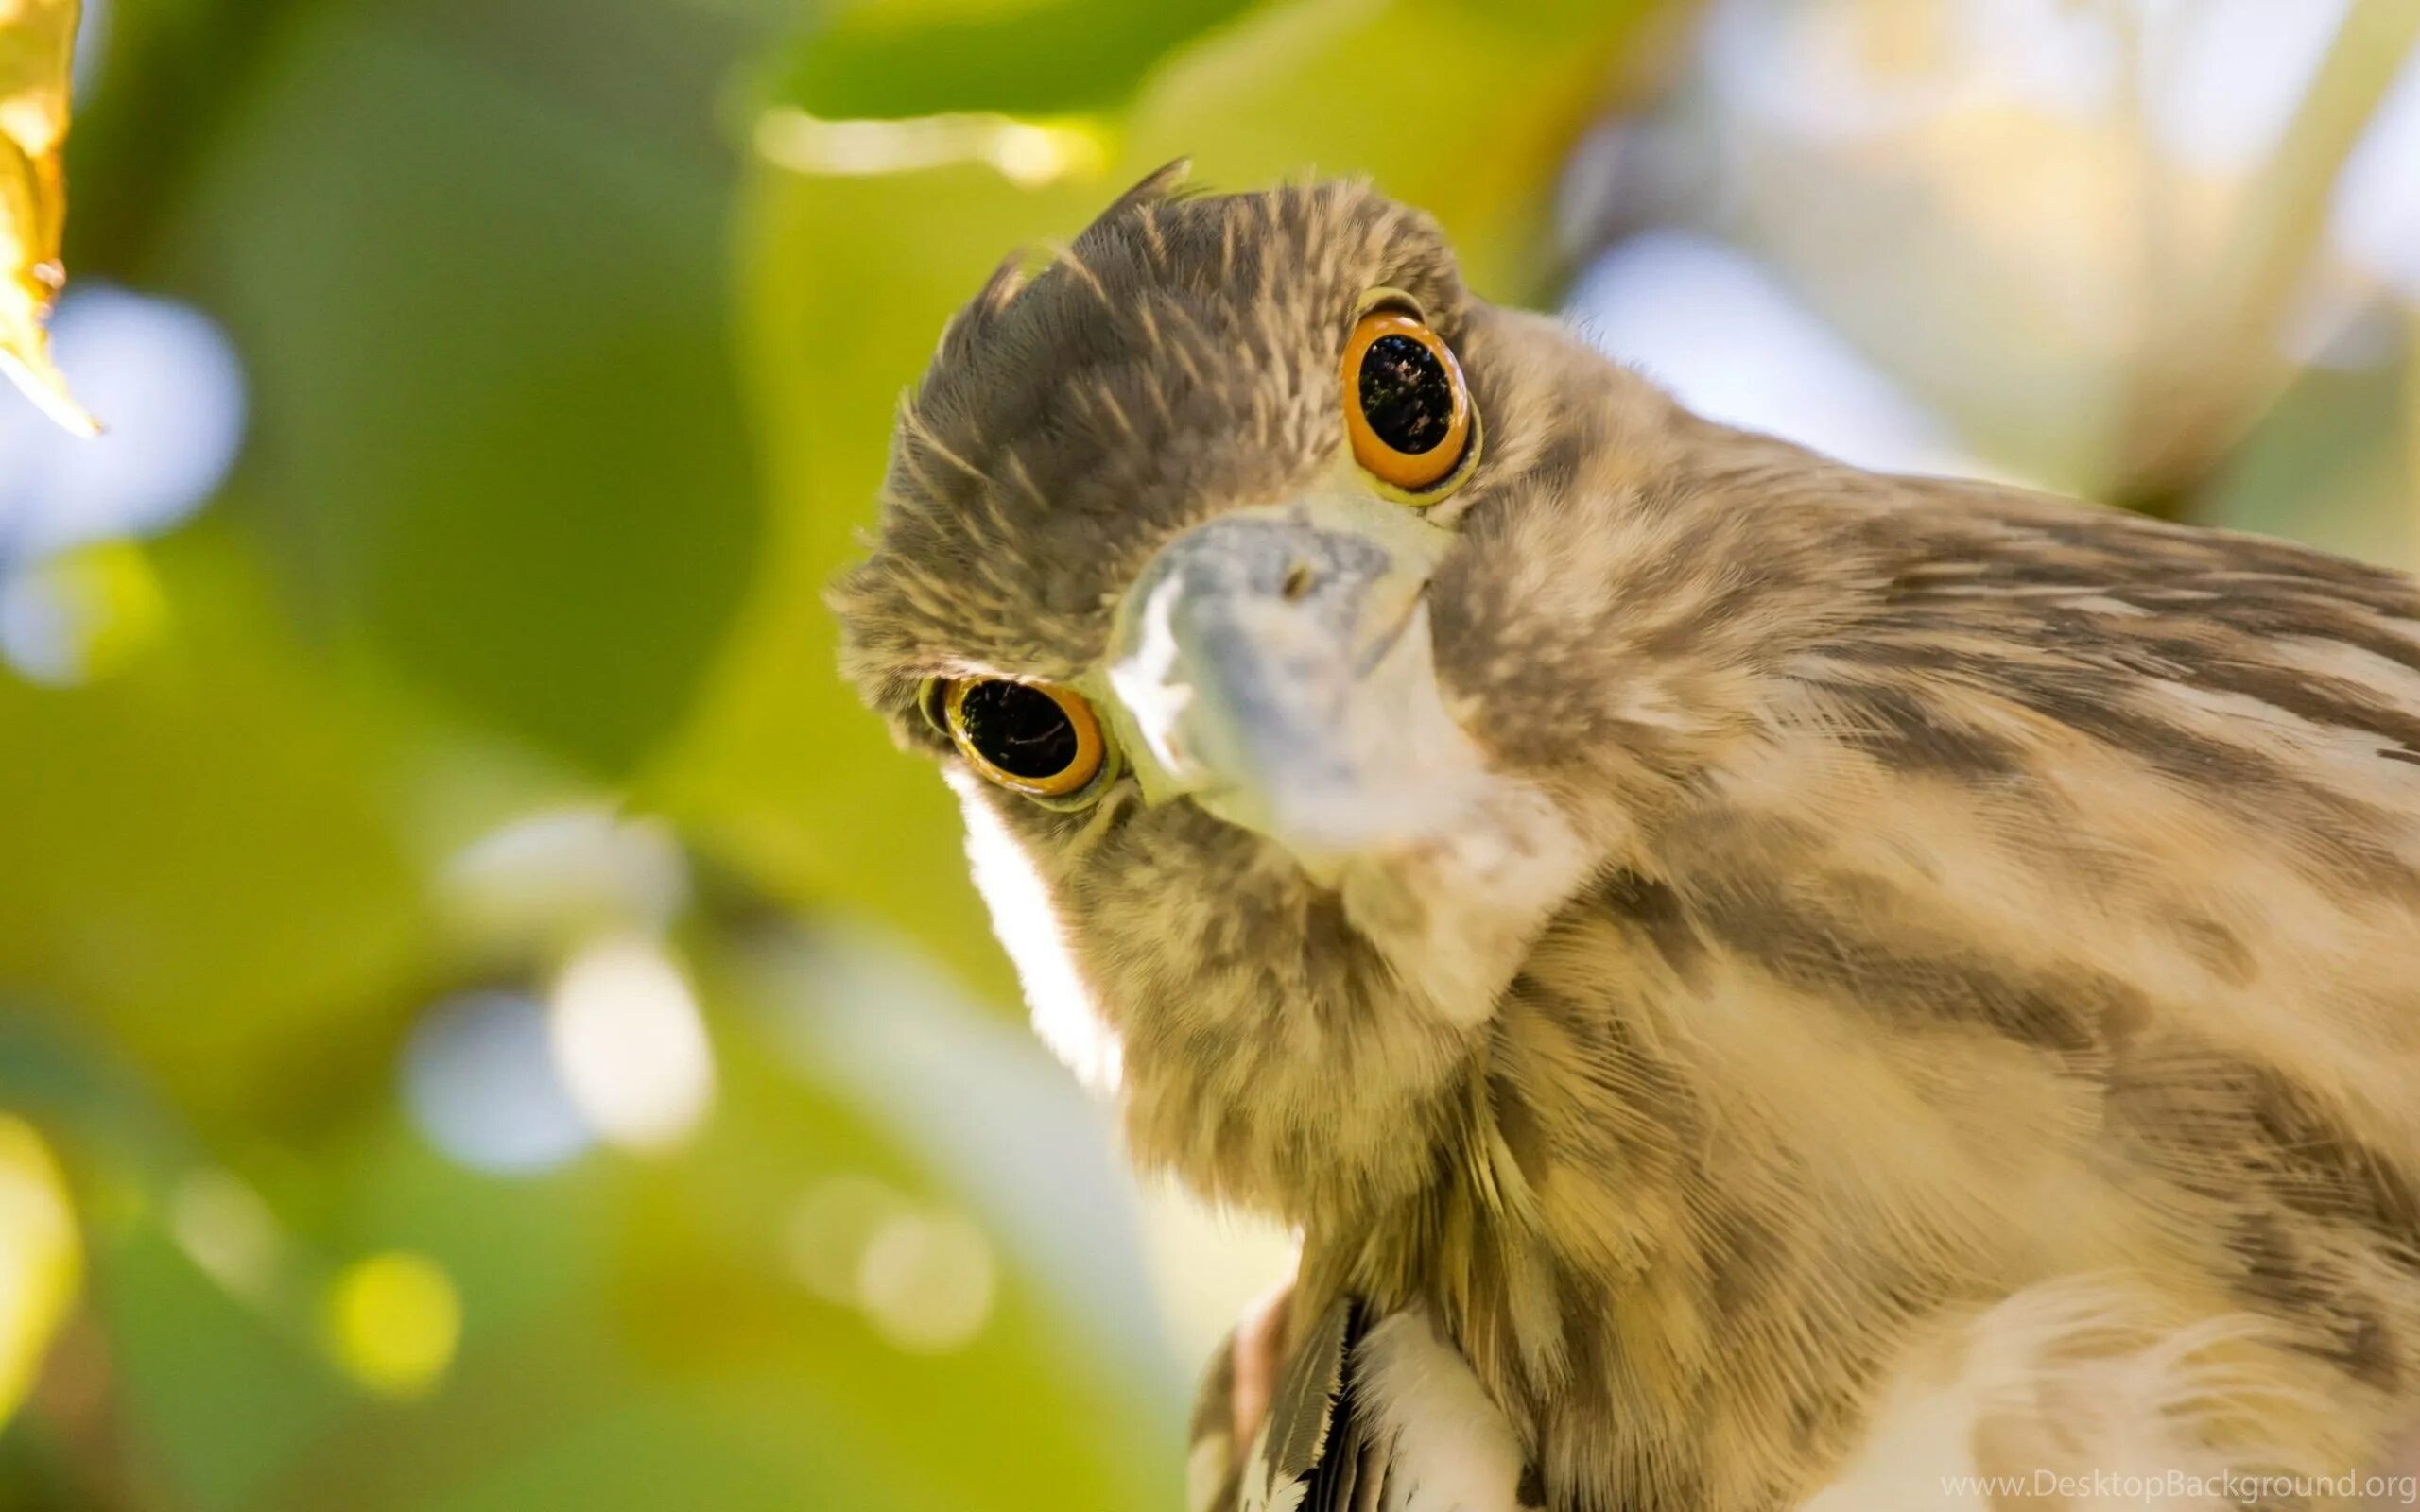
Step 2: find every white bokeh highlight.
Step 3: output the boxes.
[0,286,246,561]
[548,936,716,1153]
[439,807,690,958]
[856,1209,996,1355]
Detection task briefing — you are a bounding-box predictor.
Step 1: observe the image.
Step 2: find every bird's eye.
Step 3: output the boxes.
[1341,307,1476,497]
[942,679,1106,799]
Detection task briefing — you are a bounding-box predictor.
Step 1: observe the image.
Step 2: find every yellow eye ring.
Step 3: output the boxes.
[1341,308,1474,495]
[942,679,1106,798]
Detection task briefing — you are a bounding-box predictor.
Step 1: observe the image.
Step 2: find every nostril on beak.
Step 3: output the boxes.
[1280,560,1317,602]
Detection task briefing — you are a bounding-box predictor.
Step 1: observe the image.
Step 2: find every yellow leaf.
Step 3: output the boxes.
[0,1114,81,1427]
[0,0,95,435]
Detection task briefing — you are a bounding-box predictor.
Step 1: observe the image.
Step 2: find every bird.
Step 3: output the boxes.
[830,162,2420,1511]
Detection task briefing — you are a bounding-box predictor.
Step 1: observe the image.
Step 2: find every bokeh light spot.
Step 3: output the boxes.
[0,540,167,685]
[0,285,246,557]
[438,807,689,959]
[0,1116,79,1427]
[856,1210,995,1355]
[754,110,1106,189]
[784,1175,908,1306]
[403,990,594,1177]
[326,1252,461,1399]
[167,1169,281,1300]
[548,936,715,1153]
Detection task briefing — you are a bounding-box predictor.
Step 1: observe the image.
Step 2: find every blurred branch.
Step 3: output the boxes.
[23,1313,179,1512]
[2117,0,2420,515]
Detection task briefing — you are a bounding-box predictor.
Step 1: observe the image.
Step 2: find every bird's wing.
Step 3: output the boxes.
[1188,1313,1247,1512]
[1201,1297,1544,1512]
[1248,1297,1361,1512]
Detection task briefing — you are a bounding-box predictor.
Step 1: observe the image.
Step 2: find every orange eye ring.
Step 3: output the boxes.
[1341,309,1473,494]
[943,679,1106,798]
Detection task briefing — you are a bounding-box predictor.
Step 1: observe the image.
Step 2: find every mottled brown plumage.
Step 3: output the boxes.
[834,167,2420,1511]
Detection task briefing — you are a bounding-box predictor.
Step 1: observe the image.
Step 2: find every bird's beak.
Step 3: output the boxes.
[1104,491,1474,880]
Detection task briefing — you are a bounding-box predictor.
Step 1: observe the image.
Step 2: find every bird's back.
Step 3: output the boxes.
[1302,428,2420,1510]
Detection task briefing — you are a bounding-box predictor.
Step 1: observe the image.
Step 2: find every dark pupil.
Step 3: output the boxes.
[1357,334,1454,455]
[958,681,1078,779]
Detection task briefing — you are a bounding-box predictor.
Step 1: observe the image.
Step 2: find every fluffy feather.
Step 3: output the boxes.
[834,172,2420,1510]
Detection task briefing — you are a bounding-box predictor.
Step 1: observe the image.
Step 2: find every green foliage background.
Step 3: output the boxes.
[0,1,1667,1507]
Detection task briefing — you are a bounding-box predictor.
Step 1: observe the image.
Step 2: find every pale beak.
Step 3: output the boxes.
[1104,491,1476,877]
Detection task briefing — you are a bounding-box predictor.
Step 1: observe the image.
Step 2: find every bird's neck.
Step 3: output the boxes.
[1287,973,1897,1512]
[1115,992,1487,1226]
[1098,768,1599,1224]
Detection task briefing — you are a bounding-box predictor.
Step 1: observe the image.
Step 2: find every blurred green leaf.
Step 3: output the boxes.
[0,529,429,1127]
[772,0,1263,120]
[149,0,761,775]
[400,1386,895,1512]
[657,163,1097,1003]
[2199,356,2419,573]
[100,1227,346,1512]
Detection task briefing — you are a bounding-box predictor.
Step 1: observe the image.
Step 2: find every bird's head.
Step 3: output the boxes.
[832,167,1788,1214]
